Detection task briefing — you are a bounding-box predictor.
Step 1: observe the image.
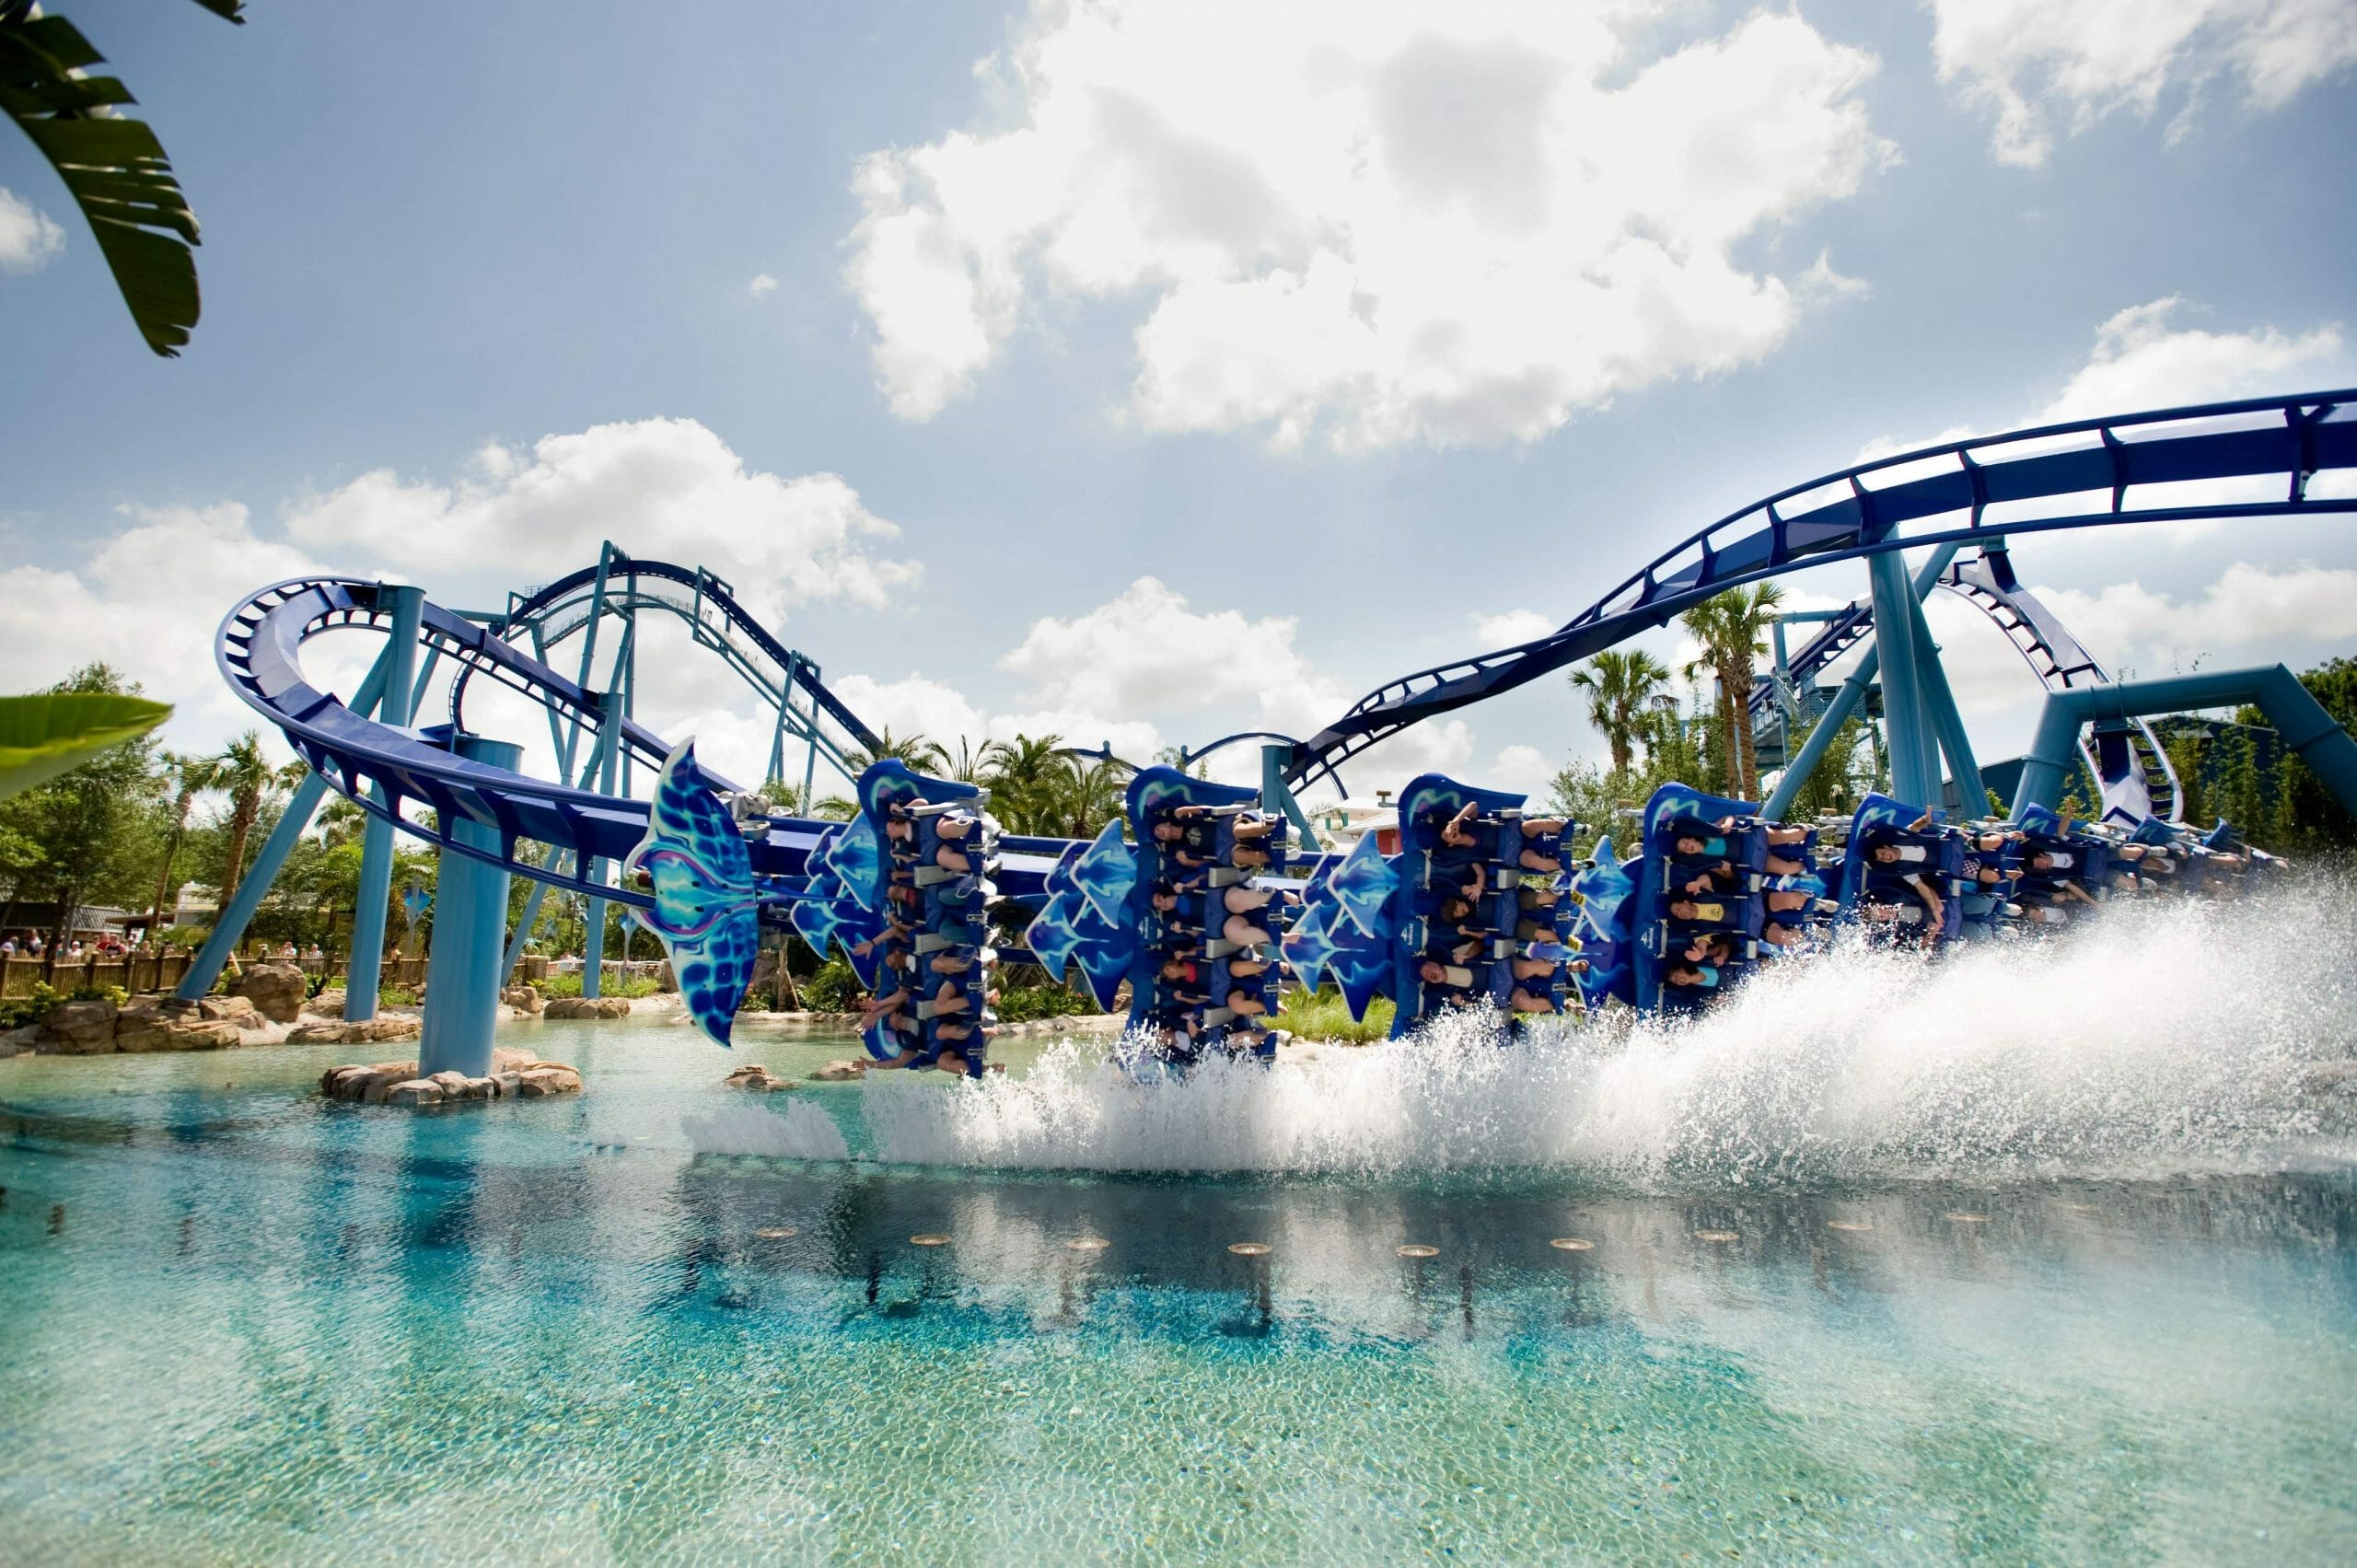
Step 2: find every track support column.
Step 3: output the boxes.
[1763,546,1959,820]
[346,586,424,1021]
[1260,742,1322,852]
[581,690,624,1000]
[1865,550,1942,809]
[418,736,525,1079]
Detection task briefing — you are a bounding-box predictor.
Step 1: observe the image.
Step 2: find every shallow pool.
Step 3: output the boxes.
[4,898,2356,1563]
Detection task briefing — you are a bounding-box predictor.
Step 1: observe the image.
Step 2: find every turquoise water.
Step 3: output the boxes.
[4,895,2356,1563]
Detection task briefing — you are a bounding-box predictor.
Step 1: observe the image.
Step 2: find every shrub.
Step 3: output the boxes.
[536,970,661,1001]
[0,981,125,1030]
[1273,986,1393,1044]
[801,958,861,1013]
[994,982,1094,1023]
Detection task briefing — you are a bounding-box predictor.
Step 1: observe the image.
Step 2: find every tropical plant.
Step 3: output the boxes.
[979,733,1073,835]
[844,728,951,776]
[1568,650,1670,775]
[184,730,307,911]
[0,0,243,355]
[1678,585,1784,799]
[0,666,167,948]
[144,749,201,928]
[0,691,171,800]
[1059,757,1128,838]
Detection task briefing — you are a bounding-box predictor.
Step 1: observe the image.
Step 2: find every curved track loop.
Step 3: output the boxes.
[219,576,1066,906]
[458,553,883,767]
[1293,390,2355,791]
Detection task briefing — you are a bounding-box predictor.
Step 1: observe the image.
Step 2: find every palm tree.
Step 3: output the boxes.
[145,749,201,929]
[185,730,307,910]
[843,728,951,777]
[1678,585,1784,799]
[1059,759,1128,838]
[1569,650,1670,775]
[979,734,1071,835]
[1,0,246,355]
[316,796,368,848]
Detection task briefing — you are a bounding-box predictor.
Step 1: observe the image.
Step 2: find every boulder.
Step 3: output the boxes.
[493,1070,523,1098]
[500,984,542,1015]
[37,999,119,1054]
[427,1070,471,1096]
[197,994,260,1027]
[383,1078,441,1108]
[514,1063,583,1098]
[725,1063,793,1092]
[493,1045,538,1074]
[290,1016,424,1046]
[228,963,308,1023]
[307,990,347,1020]
[544,996,632,1020]
[457,1076,497,1100]
[813,1059,867,1082]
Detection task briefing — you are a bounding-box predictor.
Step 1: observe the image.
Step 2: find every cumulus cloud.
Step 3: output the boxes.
[749,272,780,298]
[2034,296,2346,423]
[1469,608,1557,647]
[0,186,65,273]
[0,504,325,738]
[284,417,916,625]
[848,1,1891,448]
[1931,0,2357,167]
[1857,296,2347,463]
[2038,562,2357,670]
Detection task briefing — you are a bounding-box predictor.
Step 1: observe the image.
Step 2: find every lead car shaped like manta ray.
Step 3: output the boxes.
[625,741,761,1046]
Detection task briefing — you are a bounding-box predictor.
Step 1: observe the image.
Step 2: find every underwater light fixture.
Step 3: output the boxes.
[909,1233,950,1247]
[1694,1230,1740,1243]
[1227,1242,1271,1256]
[1397,1244,1439,1259]
[1549,1237,1595,1251]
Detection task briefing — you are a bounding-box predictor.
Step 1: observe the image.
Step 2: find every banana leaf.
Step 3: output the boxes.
[0,0,242,356]
[0,692,172,799]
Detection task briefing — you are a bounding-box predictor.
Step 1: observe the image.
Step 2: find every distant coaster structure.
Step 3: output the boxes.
[194,390,2357,1071]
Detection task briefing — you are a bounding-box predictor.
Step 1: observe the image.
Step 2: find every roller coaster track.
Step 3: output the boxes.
[1293,390,2356,794]
[1747,548,2183,819]
[461,553,883,774]
[218,575,1063,910]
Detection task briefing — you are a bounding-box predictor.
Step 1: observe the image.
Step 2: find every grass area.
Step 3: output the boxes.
[1273,986,1392,1044]
[535,970,664,1000]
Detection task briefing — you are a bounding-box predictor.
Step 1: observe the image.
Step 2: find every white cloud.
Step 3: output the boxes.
[847,2,1891,448]
[0,504,324,739]
[749,272,780,298]
[1470,608,1556,647]
[1931,0,2357,167]
[284,417,916,626]
[1857,296,2347,462]
[2034,296,2346,423]
[1492,742,1552,795]
[0,186,65,273]
[2038,561,2357,672]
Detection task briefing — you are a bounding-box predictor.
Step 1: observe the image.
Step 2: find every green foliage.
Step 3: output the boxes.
[1273,986,1393,1044]
[0,980,125,1029]
[1567,649,1670,775]
[535,970,662,1001]
[1780,713,1875,819]
[0,0,244,356]
[0,665,168,938]
[994,981,1093,1023]
[151,923,209,949]
[0,692,173,800]
[1678,585,1784,798]
[801,958,861,1013]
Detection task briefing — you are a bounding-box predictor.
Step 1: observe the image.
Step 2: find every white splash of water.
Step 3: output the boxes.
[691,885,2357,1183]
[681,1096,852,1160]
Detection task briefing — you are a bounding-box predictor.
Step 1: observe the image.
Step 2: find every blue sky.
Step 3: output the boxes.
[3,0,2353,800]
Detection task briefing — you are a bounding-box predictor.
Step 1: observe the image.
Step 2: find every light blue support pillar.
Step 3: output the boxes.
[174,645,398,1002]
[418,736,525,1079]
[1864,550,1942,809]
[2013,665,2357,822]
[1907,603,1987,814]
[1260,741,1322,852]
[581,691,624,1000]
[346,586,424,1021]
[174,774,334,1001]
[1762,545,1958,821]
